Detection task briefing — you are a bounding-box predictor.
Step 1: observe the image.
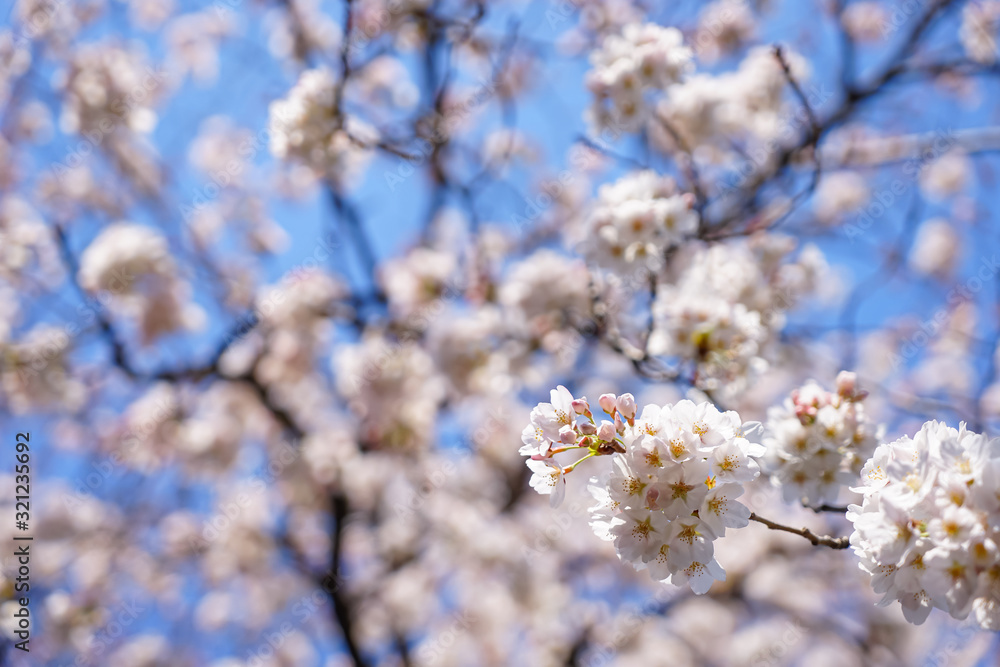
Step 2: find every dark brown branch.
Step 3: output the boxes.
[749,513,851,549]
[811,504,850,514]
[51,223,137,378]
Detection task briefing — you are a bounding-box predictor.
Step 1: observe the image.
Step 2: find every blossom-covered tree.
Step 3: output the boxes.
[3,0,1000,665]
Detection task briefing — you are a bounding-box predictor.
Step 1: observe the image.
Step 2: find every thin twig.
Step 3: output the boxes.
[749,513,851,549]
[652,115,707,213]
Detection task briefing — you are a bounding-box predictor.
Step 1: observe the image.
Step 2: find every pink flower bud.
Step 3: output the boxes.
[579,422,597,436]
[598,393,617,415]
[597,420,616,442]
[614,413,626,434]
[616,393,636,421]
[794,403,816,425]
[571,398,591,415]
[836,371,858,398]
[559,425,577,444]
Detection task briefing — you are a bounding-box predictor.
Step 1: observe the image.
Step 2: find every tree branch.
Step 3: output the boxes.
[749,513,851,549]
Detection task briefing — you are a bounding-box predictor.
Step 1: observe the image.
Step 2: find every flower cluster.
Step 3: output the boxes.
[78,223,204,344]
[268,67,378,190]
[693,1,756,61]
[499,249,592,340]
[961,1,1000,65]
[648,235,830,395]
[763,371,883,508]
[520,386,766,593]
[656,45,810,160]
[335,332,446,452]
[585,23,693,131]
[0,196,62,287]
[576,170,699,273]
[848,421,1000,628]
[58,43,160,136]
[380,247,457,319]
[1,325,85,414]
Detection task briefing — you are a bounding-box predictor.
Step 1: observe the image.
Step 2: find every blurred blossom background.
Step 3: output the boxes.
[2,0,1000,664]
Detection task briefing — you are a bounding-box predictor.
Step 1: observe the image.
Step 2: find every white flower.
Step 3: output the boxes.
[528,385,578,444]
[588,473,622,542]
[699,483,751,537]
[527,458,566,508]
[610,505,669,562]
[647,237,829,398]
[616,393,637,421]
[576,171,698,272]
[923,547,977,618]
[664,516,714,567]
[269,67,377,189]
[669,400,733,450]
[499,249,591,339]
[521,390,765,595]
[78,223,204,344]
[926,505,981,546]
[670,556,726,595]
[657,45,810,156]
[585,23,693,132]
[608,455,649,508]
[706,438,758,483]
[519,422,551,458]
[380,248,457,318]
[653,459,710,518]
[892,549,936,625]
[909,219,961,279]
[764,375,883,508]
[849,420,1000,627]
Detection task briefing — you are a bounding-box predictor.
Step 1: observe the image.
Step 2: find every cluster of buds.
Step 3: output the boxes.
[519,387,638,506]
